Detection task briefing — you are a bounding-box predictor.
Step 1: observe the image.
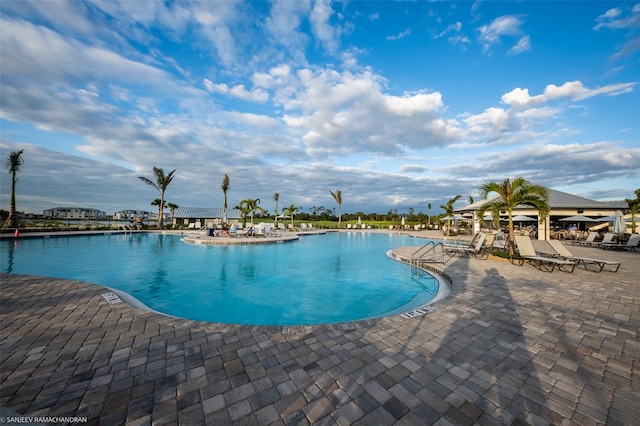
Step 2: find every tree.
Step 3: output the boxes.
[221,174,230,223]
[427,202,432,228]
[236,198,265,227]
[440,195,462,236]
[273,193,280,227]
[477,176,549,256]
[282,204,299,228]
[4,149,24,229]
[167,202,179,228]
[138,167,176,229]
[330,189,342,228]
[625,188,640,234]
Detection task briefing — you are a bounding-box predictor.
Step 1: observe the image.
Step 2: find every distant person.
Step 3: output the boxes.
[136,216,143,230]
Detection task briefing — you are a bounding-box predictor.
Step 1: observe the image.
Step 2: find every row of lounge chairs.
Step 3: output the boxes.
[569,232,640,250]
[513,235,622,273]
[444,232,626,273]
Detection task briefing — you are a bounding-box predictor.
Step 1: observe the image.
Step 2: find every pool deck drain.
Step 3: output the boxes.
[1,230,639,425]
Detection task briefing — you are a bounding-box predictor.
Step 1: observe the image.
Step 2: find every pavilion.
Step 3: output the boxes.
[455,188,628,240]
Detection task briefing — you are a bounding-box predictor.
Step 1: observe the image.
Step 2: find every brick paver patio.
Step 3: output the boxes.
[1,232,638,425]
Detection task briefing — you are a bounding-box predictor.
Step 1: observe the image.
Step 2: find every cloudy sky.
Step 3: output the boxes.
[1,1,639,216]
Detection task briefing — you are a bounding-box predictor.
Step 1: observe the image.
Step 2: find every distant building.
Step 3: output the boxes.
[114,210,153,220]
[43,207,106,219]
[172,207,242,228]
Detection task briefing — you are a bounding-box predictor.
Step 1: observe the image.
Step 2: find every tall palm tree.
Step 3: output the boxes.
[221,174,230,223]
[329,189,342,228]
[625,188,640,234]
[139,167,176,229]
[5,149,24,229]
[282,204,299,228]
[427,202,432,228]
[273,193,280,227]
[167,202,179,228]
[477,176,549,256]
[440,195,462,236]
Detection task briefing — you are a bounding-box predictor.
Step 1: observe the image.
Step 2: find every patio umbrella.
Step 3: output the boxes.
[559,215,599,231]
[613,210,626,234]
[441,215,466,221]
[511,215,536,222]
[559,215,598,222]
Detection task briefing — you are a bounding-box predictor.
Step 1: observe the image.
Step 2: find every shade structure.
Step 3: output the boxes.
[441,215,466,221]
[511,215,537,222]
[613,210,626,234]
[559,215,598,222]
[594,216,616,222]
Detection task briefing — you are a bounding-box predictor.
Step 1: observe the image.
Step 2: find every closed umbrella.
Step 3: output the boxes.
[613,210,626,234]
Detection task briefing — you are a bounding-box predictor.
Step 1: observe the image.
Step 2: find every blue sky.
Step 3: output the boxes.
[1,1,639,216]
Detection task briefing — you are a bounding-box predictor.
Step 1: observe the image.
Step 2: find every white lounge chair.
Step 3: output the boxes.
[599,234,640,251]
[444,233,489,258]
[593,232,616,248]
[514,235,576,273]
[570,231,597,246]
[545,240,621,273]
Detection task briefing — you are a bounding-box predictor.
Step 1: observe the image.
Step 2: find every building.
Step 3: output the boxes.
[43,207,106,219]
[172,207,242,228]
[114,210,153,220]
[455,189,630,240]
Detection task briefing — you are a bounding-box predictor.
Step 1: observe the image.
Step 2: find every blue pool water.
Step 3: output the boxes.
[1,232,440,325]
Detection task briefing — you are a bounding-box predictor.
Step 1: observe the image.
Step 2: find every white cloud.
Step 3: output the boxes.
[386,28,411,41]
[501,81,637,108]
[508,35,531,55]
[478,15,530,54]
[203,79,269,102]
[309,0,341,53]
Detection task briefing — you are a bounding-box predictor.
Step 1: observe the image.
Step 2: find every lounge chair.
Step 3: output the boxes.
[545,240,621,272]
[444,233,489,258]
[599,234,640,251]
[570,231,597,246]
[513,235,576,273]
[593,232,616,248]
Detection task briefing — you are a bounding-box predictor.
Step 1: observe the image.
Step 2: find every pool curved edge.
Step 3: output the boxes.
[385,249,452,308]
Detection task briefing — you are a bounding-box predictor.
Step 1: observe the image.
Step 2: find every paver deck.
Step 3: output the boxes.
[1,231,638,425]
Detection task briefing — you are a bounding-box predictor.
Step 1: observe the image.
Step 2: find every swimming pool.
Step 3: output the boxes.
[1,232,441,326]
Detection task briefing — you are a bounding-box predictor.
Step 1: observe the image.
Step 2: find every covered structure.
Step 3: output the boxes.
[455,189,628,240]
[172,207,242,228]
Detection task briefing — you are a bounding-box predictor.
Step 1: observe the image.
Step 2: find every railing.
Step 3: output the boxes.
[409,241,445,277]
[118,224,133,233]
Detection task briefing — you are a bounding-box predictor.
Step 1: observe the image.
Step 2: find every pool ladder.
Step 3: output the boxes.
[409,241,445,277]
[118,224,133,234]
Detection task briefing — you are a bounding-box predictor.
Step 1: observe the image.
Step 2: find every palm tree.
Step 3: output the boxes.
[273,193,280,227]
[138,167,176,229]
[235,200,251,227]
[221,174,230,224]
[329,189,342,228]
[167,202,179,228]
[440,195,462,236]
[282,204,299,228]
[236,198,265,227]
[427,202,432,228]
[625,188,640,234]
[4,149,24,229]
[477,176,549,256]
